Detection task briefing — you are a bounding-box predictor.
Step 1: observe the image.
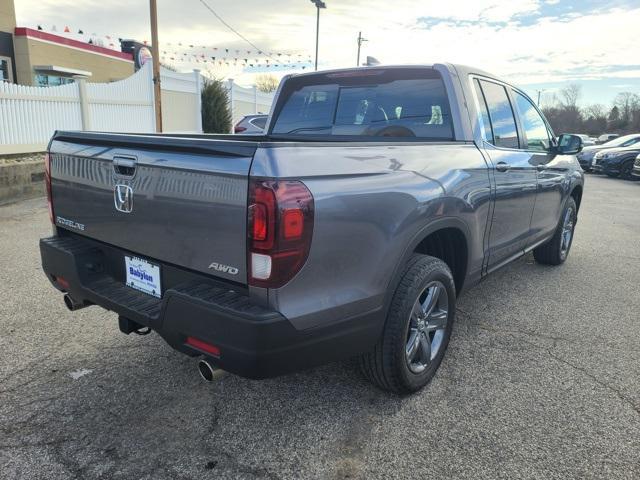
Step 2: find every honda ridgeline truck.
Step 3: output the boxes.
[40,64,584,393]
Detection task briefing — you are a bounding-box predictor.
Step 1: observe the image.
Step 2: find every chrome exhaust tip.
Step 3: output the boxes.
[197,359,220,382]
[63,293,89,311]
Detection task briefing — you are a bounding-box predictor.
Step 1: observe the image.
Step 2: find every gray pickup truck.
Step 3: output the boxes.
[40,64,584,393]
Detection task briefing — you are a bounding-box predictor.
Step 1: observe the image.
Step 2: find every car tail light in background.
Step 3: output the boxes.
[248,179,314,288]
[44,153,54,224]
[234,125,247,133]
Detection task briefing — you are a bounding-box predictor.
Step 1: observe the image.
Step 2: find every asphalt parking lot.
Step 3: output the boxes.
[0,174,638,479]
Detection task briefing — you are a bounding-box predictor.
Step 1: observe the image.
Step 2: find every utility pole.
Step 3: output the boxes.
[149,0,162,132]
[310,1,326,71]
[356,31,367,66]
[536,89,545,106]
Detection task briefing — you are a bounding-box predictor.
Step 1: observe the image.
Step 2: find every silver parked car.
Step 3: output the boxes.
[234,114,268,134]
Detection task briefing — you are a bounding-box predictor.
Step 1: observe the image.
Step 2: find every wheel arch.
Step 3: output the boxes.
[570,184,583,212]
[385,218,471,313]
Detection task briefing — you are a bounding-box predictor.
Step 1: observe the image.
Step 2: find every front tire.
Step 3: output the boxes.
[360,255,456,394]
[533,197,577,266]
[620,160,636,180]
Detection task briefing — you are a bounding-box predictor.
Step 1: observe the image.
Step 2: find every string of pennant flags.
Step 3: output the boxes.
[33,23,313,71]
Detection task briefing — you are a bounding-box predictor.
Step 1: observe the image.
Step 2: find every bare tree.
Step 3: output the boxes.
[542,87,640,136]
[583,104,606,119]
[560,84,581,109]
[255,74,280,93]
[582,104,607,135]
[613,92,640,124]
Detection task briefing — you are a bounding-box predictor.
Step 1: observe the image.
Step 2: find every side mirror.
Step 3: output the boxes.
[555,133,583,155]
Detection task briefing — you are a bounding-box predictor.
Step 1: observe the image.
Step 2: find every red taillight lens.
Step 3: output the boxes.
[247,179,314,288]
[234,126,247,133]
[44,153,54,224]
[283,209,304,239]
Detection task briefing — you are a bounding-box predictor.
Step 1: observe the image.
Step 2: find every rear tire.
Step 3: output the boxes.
[533,197,577,266]
[359,255,456,394]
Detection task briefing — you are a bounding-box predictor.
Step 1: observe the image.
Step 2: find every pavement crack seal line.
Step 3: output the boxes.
[456,308,640,418]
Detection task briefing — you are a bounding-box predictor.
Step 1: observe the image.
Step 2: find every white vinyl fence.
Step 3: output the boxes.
[226,79,275,131]
[0,64,274,153]
[0,63,202,155]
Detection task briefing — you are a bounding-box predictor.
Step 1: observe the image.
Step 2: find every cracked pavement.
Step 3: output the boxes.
[0,175,639,479]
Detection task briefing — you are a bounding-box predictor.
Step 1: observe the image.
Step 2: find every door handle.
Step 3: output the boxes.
[495,162,510,172]
[113,156,137,177]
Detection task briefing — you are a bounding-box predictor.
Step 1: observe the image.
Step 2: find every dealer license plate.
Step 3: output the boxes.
[125,256,161,298]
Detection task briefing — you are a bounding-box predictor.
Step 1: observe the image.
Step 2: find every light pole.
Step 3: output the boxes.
[356,31,368,66]
[149,0,162,132]
[310,0,326,71]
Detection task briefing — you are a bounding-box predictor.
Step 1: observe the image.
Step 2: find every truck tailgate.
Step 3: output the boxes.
[48,132,258,284]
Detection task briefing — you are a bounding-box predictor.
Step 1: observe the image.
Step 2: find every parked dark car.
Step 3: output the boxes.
[577,133,640,171]
[632,154,640,178]
[592,145,640,179]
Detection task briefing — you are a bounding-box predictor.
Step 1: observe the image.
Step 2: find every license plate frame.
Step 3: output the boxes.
[124,255,161,298]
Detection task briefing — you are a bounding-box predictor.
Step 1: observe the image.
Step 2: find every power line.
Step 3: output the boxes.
[197,0,280,63]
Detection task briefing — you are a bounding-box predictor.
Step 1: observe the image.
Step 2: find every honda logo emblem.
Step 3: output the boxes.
[114,184,133,213]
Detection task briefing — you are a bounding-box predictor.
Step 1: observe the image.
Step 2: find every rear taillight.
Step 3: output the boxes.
[234,126,247,133]
[44,153,54,224]
[248,179,314,288]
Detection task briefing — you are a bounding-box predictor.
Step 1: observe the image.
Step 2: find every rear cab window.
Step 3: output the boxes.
[271,68,454,140]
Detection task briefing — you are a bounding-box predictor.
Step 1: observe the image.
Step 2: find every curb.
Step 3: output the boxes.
[0,158,46,205]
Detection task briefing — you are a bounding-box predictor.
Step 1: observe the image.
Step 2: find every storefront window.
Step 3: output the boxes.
[34,74,75,87]
[0,57,13,82]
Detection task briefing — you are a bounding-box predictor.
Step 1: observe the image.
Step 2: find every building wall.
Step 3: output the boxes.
[13,35,134,86]
[0,0,16,82]
[0,0,16,33]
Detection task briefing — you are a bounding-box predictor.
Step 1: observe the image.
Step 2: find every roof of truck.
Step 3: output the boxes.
[291,63,498,80]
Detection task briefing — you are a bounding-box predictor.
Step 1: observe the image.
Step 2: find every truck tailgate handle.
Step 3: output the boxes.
[113,156,137,177]
[495,161,510,172]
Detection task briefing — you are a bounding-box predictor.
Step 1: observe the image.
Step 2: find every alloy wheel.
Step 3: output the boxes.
[405,281,449,374]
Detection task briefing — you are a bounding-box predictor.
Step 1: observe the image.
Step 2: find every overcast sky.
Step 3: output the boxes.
[14,0,640,106]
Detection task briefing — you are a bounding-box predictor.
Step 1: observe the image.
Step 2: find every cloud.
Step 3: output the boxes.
[13,0,640,92]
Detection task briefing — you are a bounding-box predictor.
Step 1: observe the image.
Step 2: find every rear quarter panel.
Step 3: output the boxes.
[251,142,492,330]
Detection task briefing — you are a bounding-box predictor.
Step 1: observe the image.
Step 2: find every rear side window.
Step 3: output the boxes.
[473,79,493,143]
[251,117,267,129]
[478,80,519,149]
[271,69,453,140]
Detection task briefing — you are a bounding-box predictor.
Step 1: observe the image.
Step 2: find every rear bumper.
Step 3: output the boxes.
[40,234,382,379]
